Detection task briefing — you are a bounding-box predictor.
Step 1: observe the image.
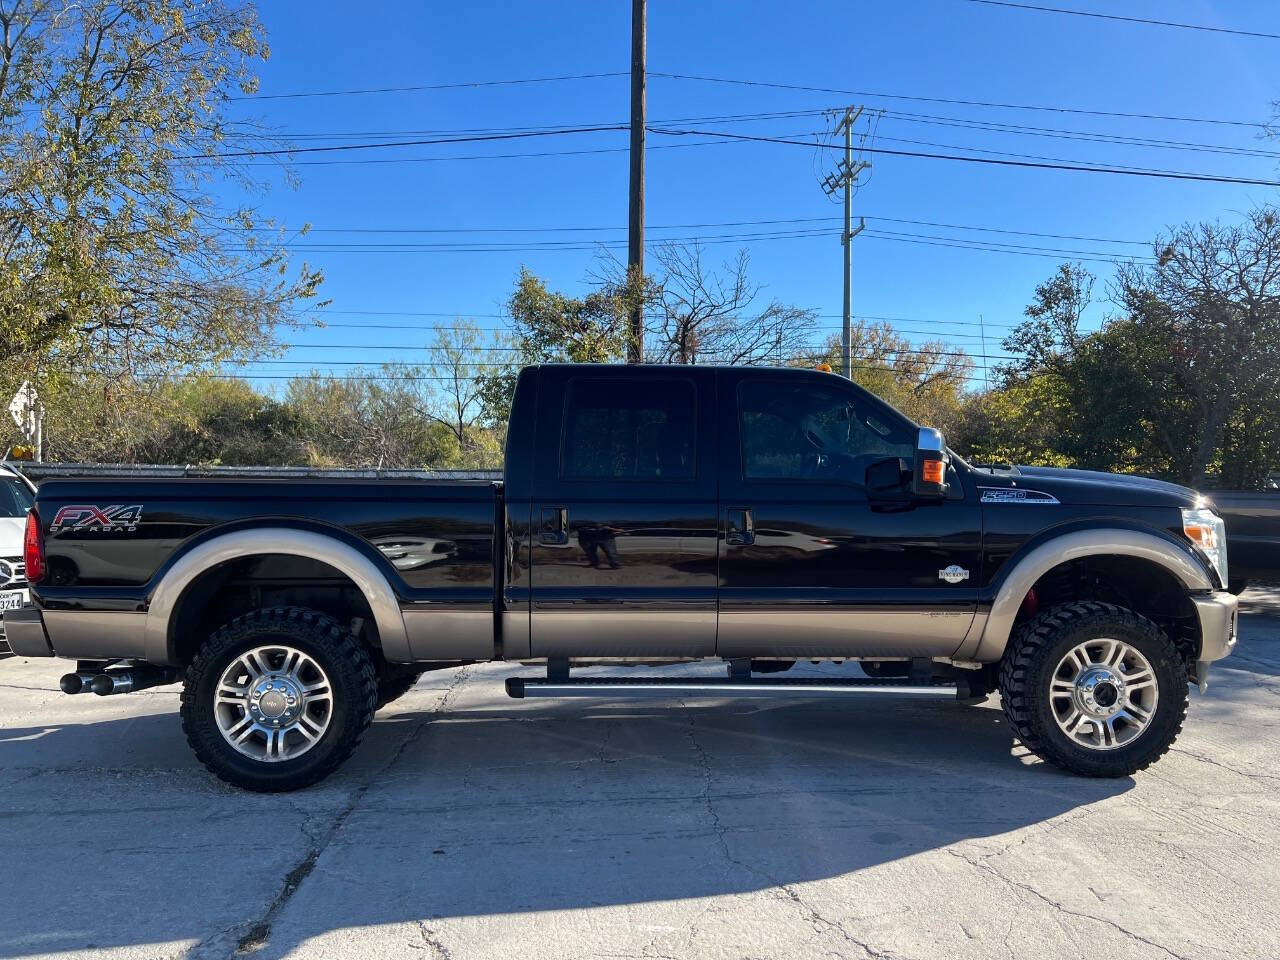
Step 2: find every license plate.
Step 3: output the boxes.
[0,592,25,611]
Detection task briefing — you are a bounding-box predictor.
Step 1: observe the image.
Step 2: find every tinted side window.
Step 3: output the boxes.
[739,379,914,483]
[0,477,33,518]
[561,379,696,480]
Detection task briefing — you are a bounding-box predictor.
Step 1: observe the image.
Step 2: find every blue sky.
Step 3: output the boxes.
[223,0,1280,389]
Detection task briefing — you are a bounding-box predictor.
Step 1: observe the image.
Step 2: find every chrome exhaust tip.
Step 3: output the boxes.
[59,672,99,694]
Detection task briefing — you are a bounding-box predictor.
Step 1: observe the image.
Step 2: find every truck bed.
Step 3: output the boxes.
[32,476,502,597]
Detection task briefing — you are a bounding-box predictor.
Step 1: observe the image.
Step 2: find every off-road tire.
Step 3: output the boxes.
[999,600,1188,777]
[375,671,421,710]
[181,606,377,792]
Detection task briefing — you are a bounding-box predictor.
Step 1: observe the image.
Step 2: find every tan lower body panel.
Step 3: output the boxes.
[43,610,148,660]
[401,606,493,661]
[717,608,973,659]
[531,605,716,658]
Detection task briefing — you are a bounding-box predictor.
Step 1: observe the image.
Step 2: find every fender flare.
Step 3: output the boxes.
[143,527,410,665]
[962,528,1212,662]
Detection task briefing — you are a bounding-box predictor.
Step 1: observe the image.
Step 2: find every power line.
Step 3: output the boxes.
[213,67,1266,129]
[198,361,1015,385]
[871,133,1201,175]
[191,125,629,160]
[232,352,1012,370]
[293,322,1020,342]
[278,108,830,140]
[962,0,1280,40]
[295,314,1026,333]
[882,109,1280,160]
[275,108,1280,161]
[245,216,1157,261]
[233,138,733,167]
[249,231,1150,262]
[649,71,1265,128]
[647,127,1280,187]
[225,71,628,102]
[270,342,1016,360]
[231,137,738,167]
[223,119,1275,170]
[248,215,1150,246]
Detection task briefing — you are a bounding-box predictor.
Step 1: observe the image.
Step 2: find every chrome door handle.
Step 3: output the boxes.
[540,507,569,545]
[726,508,754,546]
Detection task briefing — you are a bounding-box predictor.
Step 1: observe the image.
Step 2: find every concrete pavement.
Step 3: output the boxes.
[2,590,1278,960]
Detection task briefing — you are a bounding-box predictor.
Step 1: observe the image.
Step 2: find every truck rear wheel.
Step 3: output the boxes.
[999,601,1188,777]
[180,607,377,792]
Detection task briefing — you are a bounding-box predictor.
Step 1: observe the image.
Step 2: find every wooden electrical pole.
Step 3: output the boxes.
[820,107,869,379]
[626,0,646,364]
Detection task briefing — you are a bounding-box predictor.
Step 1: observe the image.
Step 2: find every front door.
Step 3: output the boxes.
[716,370,981,658]
[528,368,719,657]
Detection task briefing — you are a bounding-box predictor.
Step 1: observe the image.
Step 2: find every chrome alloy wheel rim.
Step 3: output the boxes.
[214,645,333,762]
[1050,638,1158,751]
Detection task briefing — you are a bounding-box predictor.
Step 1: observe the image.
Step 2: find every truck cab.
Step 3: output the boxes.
[503,364,979,662]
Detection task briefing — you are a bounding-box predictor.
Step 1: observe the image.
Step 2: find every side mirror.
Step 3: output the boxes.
[866,457,910,496]
[912,427,951,499]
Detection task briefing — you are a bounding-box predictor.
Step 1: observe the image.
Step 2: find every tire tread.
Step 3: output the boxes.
[180,606,377,792]
[998,600,1188,777]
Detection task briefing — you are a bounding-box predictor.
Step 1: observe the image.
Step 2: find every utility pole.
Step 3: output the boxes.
[820,106,869,379]
[626,0,646,364]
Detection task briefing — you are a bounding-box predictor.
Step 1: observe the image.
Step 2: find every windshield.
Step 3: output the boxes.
[0,475,33,518]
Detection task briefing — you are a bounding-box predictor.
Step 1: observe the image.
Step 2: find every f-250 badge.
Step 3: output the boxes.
[938,564,970,584]
[50,504,143,533]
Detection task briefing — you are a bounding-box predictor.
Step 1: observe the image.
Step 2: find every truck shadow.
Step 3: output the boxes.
[0,692,1133,958]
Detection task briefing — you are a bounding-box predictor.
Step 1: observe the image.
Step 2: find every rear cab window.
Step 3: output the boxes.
[561,378,696,481]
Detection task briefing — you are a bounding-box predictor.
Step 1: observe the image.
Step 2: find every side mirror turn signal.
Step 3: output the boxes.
[913,427,951,499]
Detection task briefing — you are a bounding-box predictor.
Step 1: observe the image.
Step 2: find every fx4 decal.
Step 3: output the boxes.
[50,504,144,533]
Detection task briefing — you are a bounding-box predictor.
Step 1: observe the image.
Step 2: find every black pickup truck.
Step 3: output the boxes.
[1207,484,1280,593]
[4,364,1238,790]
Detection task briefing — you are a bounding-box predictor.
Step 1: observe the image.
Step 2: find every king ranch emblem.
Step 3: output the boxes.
[50,504,144,533]
[938,564,970,584]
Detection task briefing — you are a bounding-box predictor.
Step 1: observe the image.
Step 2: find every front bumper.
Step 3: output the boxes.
[1,607,51,658]
[1193,590,1238,663]
[1191,590,1238,692]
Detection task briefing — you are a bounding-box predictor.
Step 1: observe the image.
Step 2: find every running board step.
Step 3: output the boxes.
[505,676,964,700]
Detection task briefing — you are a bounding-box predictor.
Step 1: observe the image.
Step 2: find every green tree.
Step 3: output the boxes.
[951,376,1075,467]
[414,317,514,467]
[1114,210,1280,486]
[285,372,456,470]
[1000,211,1280,487]
[27,374,301,464]
[479,267,644,421]
[0,0,322,382]
[805,321,975,437]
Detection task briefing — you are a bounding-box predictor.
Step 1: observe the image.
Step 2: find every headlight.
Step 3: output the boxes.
[1182,506,1228,589]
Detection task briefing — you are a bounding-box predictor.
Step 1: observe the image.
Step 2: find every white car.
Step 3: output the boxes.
[0,464,35,654]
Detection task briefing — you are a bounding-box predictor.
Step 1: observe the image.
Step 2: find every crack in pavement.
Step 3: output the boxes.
[679,702,913,960]
[415,919,454,959]
[1171,745,1280,783]
[184,666,471,960]
[946,847,1189,960]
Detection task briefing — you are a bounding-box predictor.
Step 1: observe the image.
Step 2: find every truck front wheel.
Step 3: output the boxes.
[999,601,1188,777]
[180,607,377,792]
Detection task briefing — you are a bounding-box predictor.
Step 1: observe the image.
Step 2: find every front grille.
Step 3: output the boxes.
[1,555,25,590]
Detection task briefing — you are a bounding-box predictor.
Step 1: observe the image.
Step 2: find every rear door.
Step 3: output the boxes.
[528,368,718,657]
[716,369,981,658]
